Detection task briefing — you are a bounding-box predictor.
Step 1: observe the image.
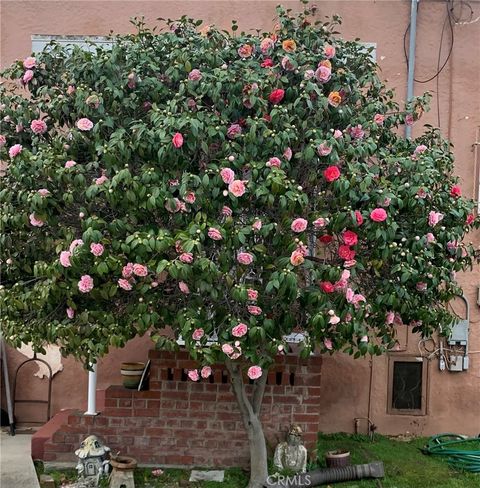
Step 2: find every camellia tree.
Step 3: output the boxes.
[0,3,478,487]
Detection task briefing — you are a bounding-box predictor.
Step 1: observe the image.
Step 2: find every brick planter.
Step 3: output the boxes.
[36,350,322,467]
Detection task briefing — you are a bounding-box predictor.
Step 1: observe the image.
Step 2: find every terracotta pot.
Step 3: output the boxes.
[120,362,145,389]
[110,456,137,471]
[325,450,351,468]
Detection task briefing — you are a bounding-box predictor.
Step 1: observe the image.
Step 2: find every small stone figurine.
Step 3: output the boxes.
[273,425,308,473]
[75,435,111,487]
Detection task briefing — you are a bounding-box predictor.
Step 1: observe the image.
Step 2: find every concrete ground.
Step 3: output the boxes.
[0,432,40,488]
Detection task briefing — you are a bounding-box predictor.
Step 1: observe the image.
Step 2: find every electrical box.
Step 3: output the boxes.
[448,296,469,346]
[448,355,464,372]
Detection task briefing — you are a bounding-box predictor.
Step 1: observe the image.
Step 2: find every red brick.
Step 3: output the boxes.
[104,408,132,417]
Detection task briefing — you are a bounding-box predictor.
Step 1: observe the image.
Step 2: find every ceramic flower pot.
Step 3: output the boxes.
[120,362,145,389]
[325,449,351,468]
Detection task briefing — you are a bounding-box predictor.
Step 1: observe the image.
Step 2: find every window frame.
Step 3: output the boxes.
[387,355,429,416]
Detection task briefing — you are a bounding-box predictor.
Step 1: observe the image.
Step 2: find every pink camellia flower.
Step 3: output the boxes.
[220,168,235,184]
[0,134,6,147]
[232,323,248,338]
[405,114,414,126]
[414,144,428,156]
[95,173,108,185]
[333,129,343,139]
[66,307,75,319]
[133,264,148,277]
[59,251,72,267]
[192,328,204,341]
[266,157,281,168]
[320,281,335,293]
[237,252,254,265]
[315,65,332,83]
[352,294,366,308]
[222,206,233,217]
[229,179,246,197]
[152,469,164,477]
[329,314,341,325]
[349,125,365,139]
[260,37,275,53]
[381,197,391,207]
[417,188,427,199]
[201,366,212,379]
[317,142,332,156]
[360,335,369,343]
[66,85,76,95]
[291,218,308,233]
[342,230,358,246]
[169,179,179,187]
[179,252,193,264]
[247,366,262,380]
[227,124,242,139]
[179,281,190,294]
[78,275,94,293]
[450,185,461,197]
[248,305,262,316]
[208,227,223,241]
[65,160,76,168]
[324,338,333,350]
[466,213,475,225]
[188,69,202,81]
[281,56,295,71]
[346,287,355,303]
[37,189,50,197]
[344,259,357,268]
[425,232,436,243]
[184,191,196,204]
[313,218,326,229]
[90,243,104,257]
[30,119,47,134]
[354,210,364,226]
[284,147,292,161]
[290,249,305,266]
[9,144,23,159]
[172,132,184,148]
[29,213,44,227]
[23,56,36,69]
[122,263,134,278]
[238,44,253,58]
[222,343,234,356]
[386,311,395,325]
[252,219,262,232]
[22,70,34,84]
[269,88,285,104]
[428,210,444,227]
[338,245,356,261]
[76,118,94,131]
[69,239,84,253]
[304,69,315,80]
[118,278,132,291]
[416,282,427,292]
[374,114,385,125]
[324,44,336,58]
[323,166,341,182]
[247,289,258,301]
[319,235,333,244]
[261,58,274,68]
[16,123,24,133]
[188,369,199,381]
[127,72,136,89]
[370,208,387,222]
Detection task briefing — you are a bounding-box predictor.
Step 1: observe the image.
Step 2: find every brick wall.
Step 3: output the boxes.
[39,350,322,467]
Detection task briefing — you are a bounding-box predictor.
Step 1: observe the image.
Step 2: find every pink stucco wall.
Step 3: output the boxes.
[1,1,479,436]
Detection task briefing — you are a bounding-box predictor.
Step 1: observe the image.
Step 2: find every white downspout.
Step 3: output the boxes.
[406,0,419,139]
[84,362,98,415]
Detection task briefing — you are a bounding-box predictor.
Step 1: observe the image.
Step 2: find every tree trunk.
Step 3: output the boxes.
[226,360,269,488]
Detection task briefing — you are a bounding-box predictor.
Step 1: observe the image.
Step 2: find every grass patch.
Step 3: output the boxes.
[35,433,479,487]
[314,433,479,487]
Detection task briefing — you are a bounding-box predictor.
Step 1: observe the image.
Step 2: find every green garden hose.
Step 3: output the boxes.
[422,434,480,473]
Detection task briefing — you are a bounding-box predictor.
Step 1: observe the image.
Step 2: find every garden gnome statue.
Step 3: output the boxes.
[273,425,308,473]
[75,435,111,487]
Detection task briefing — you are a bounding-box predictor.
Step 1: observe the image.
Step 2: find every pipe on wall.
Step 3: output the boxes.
[85,362,98,416]
[406,0,420,139]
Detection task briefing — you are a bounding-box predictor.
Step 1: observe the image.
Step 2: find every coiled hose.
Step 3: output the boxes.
[422,433,480,472]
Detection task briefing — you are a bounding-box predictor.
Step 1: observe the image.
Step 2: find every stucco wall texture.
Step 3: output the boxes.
[1,1,479,436]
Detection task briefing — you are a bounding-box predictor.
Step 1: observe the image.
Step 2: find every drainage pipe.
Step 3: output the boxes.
[85,362,98,415]
[406,0,419,139]
[265,461,385,487]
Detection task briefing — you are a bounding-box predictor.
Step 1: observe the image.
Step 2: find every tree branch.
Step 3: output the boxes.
[252,366,268,416]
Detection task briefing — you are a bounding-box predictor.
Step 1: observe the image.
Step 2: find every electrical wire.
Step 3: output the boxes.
[403,0,454,84]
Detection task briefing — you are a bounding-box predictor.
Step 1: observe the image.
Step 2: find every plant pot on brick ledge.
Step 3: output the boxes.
[120,362,145,389]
